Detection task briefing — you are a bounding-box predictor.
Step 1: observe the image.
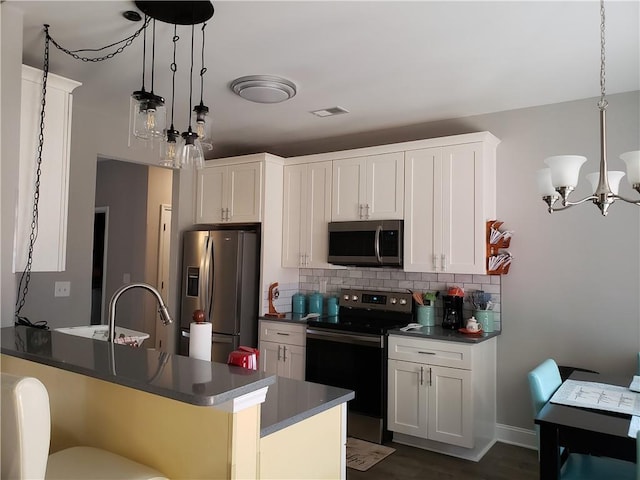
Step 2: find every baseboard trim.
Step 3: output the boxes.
[495,423,537,450]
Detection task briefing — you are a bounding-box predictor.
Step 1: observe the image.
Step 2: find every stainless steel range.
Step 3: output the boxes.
[305,288,413,444]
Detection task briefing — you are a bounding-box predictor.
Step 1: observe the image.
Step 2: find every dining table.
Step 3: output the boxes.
[534,371,637,479]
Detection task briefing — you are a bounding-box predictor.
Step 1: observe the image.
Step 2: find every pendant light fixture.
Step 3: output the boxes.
[536,0,640,215]
[160,25,184,167]
[192,23,213,151]
[178,23,205,169]
[129,18,166,142]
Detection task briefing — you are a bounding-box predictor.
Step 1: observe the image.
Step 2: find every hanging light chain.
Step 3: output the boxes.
[46,17,150,63]
[15,28,51,329]
[598,0,607,110]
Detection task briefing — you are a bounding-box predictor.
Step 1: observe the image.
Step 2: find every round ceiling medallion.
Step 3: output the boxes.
[230,75,297,104]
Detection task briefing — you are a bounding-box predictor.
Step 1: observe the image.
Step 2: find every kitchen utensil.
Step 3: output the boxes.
[412,292,424,305]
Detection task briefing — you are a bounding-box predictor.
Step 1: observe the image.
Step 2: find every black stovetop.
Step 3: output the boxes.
[306,308,412,335]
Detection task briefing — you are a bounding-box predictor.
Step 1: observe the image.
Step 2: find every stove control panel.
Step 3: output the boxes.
[339,289,413,314]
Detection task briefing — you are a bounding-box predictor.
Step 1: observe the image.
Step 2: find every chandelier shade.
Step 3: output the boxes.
[544,155,587,189]
[586,171,625,195]
[620,151,640,186]
[536,169,558,198]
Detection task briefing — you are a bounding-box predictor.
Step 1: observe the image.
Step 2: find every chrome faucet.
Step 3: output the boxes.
[107,282,173,343]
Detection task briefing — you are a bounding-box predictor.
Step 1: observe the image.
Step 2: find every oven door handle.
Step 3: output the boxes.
[306,328,383,347]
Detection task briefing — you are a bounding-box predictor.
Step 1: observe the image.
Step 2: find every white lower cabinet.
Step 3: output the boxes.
[259,320,306,381]
[387,335,496,461]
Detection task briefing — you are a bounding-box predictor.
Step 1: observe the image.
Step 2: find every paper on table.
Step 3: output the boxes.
[629,375,640,392]
[628,416,640,438]
[550,379,640,416]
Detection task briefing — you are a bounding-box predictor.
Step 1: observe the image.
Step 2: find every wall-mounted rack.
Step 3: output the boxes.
[486,220,513,275]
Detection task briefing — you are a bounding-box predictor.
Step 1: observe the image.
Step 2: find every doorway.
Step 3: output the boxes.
[91,207,108,325]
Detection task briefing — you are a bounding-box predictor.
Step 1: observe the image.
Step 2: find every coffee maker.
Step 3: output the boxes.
[442,295,464,330]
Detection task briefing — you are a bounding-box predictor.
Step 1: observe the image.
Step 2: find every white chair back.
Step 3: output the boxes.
[1,373,52,480]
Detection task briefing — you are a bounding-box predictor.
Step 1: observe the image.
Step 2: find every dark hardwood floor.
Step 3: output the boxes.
[347,441,539,480]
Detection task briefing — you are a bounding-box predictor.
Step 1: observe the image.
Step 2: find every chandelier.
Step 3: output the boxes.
[536,0,640,216]
[129,1,215,169]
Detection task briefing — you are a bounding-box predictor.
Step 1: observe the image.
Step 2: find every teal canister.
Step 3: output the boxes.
[292,293,306,315]
[307,292,323,315]
[326,296,339,316]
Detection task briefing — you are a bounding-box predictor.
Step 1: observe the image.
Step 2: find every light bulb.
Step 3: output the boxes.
[146,109,157,132]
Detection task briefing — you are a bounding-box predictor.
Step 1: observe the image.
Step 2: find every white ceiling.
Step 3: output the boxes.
[8,0,640,158]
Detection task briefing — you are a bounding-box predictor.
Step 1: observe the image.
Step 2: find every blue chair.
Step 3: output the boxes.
[528,359,635,480]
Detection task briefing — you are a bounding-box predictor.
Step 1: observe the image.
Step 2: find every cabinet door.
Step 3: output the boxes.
[15,66,80,272]
[282,164,306,267]
[387,359,427,437]
[260,341,281,377]
[441,143,485,274]
[228,162,262,223]
[305,162,333,267]
[403,148,440,272]
[366,152,404,220]
[331,157,366,221]
[196,166,226,223]
[282,344,306,381]
[427,365,473,448]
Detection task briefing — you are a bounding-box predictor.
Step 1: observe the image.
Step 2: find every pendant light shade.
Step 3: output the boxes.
[192,102,212,146]
[160,128,183,167]
[130,90,166,139]
[179,129,204,169]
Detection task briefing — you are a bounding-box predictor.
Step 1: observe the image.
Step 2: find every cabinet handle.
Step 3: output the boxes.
[429,368,432,386]
[359,204,364,219]
[420,366,424,386]
[299,253,304,267]
[283,345,287,362]
[432,254,438,270]
[418,351,435,355]
[226,208,230,221]
[277,345,281,361]
[276,332,290,336]
[364,203,370,219]
[441,254,446,271]
[221,208,226,221]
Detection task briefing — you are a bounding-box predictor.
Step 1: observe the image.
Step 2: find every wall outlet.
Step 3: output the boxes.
[54,281,71,297]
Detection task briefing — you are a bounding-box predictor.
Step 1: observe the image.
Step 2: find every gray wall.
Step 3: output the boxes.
[95,160,148,330]
[2,2,638,438]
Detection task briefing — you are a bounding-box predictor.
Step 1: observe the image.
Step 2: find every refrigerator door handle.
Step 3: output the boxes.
[209,235,216,322]
[212,334,234,344]
[202,235,213,321]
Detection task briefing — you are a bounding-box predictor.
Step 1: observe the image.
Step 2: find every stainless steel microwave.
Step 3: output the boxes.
[328,220,403,267]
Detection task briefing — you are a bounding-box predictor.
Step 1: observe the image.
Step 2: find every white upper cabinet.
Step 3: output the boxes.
[282,161,333,268]
[332,152,404,221]
[404,134,498,273]
[14,65,81,273]
[196,161,263,224]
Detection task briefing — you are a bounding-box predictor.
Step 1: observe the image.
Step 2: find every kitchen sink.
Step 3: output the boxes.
[55,325,150,346]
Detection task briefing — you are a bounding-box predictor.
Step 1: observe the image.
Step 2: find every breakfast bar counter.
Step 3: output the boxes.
[1,326,351,479]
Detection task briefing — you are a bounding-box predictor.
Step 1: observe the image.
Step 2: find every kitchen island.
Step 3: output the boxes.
[1,326,353,479]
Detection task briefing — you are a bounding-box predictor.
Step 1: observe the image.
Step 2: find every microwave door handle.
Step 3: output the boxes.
[374,225,382,264]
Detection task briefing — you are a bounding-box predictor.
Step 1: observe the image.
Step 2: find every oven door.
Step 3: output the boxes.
[305,328,385,418]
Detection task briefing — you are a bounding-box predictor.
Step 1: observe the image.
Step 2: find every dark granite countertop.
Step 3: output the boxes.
[388,325,501,344]
[260,376,354,437]
[1,326,275,407]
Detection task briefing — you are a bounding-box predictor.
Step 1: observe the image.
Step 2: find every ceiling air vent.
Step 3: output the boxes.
[310,106,349,118]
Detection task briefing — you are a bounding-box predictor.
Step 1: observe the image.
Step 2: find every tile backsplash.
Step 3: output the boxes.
[267,267,502,330]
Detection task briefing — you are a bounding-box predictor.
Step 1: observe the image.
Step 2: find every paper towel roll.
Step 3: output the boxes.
[189,322,212,361]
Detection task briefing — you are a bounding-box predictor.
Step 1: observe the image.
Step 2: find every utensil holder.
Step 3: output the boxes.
[475,310,494,333]
[416,305,435,326]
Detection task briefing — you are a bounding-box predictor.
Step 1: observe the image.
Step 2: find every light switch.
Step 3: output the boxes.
[54,281,71,297]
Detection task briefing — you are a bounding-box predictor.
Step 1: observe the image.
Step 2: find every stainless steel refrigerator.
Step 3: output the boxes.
[179,228,259,363]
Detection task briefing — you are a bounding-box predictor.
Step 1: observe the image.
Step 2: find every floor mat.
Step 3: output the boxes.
[346,437,396,472]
